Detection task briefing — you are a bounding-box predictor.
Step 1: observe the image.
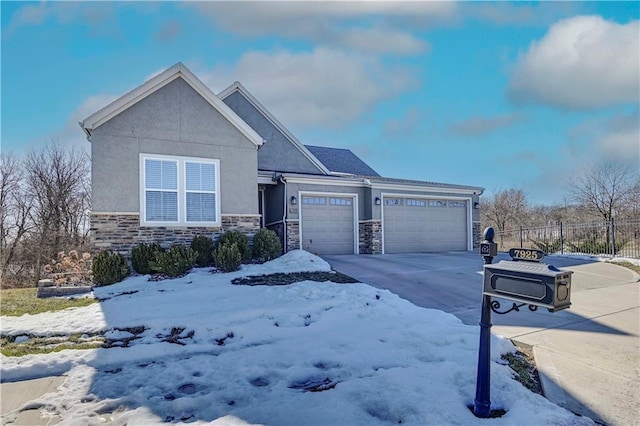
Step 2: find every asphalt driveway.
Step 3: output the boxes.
[323,252,640,426]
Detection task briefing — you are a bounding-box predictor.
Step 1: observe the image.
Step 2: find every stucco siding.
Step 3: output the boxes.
[223,91,324,175]
[91,77,258,215]
[91,135,139,212]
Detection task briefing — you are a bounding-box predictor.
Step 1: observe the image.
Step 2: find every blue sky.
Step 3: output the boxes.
[2,1,638,205]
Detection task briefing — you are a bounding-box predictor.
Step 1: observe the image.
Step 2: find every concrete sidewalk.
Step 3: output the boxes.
[493,271,639,426]
[1,376,65,425]
[325,253,640,426]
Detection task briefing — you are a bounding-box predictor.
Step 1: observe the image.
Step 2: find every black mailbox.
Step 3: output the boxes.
[483,260,572,312]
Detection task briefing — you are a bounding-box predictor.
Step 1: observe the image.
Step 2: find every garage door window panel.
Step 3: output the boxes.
[303,197,326,205]
[330,198,352,206]
[406,199,426,207]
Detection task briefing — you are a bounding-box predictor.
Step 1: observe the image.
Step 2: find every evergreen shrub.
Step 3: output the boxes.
[190,235,214,267]
[217,230,251,263]
[252,229,282,262]
[131,243,164,274]
[214,242,242,272]
[150,244,197,278]
[92,251,130,286]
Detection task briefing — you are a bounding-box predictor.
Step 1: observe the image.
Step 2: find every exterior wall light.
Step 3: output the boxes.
[291,196,297,205]
[474,202,480,209]
[375,197,381,205]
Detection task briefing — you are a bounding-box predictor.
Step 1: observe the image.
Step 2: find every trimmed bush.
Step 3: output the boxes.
[150,244,197,278]
[252,229,282,262]
[214,242,242,272]
[92,251,129,286]
[190,235,214,267]
[567,239,627,256]
[217,230,251,263]
[131,243,164,274]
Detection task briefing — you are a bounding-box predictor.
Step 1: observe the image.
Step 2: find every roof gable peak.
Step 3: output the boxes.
[218,82,331,176]
[80,63,264,147]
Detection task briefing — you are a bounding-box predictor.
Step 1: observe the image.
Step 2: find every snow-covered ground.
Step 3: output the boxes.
[1,250,593,425]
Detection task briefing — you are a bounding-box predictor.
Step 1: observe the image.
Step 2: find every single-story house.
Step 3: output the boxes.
[81,62,484,256]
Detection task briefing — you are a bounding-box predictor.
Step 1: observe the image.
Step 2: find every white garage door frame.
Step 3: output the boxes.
[299,191,359,255]
[380,193,473,254]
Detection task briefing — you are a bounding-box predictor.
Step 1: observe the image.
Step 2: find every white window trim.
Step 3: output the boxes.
[139,154,221,227]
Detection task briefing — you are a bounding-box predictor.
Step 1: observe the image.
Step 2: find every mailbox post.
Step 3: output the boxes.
[473,228,497,418]
[473,227,572,418]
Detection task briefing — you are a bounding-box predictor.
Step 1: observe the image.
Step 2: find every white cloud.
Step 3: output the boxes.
[341,27,429,55]
[508,16,640,109]
[450,113,526,136]
[568,109,640,165]
[184,2,449,55]
[53,94,119,153]
[3,2,118,38]
[464,2,580,26]
[201,48,417,129]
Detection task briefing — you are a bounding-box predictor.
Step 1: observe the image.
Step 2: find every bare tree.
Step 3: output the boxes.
[481,188,528,246]
[0,153,33,282]
[23,143,91,281]
[569,160,640,223]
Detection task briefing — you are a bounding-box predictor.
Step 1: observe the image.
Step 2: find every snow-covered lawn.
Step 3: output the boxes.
[1,251,593,425]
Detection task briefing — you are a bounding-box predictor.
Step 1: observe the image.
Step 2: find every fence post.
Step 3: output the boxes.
[560,222,564,255]
[610,218,616,257]
[519,226,523,248]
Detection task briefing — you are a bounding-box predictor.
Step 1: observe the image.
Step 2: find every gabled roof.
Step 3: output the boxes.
[80,62,264,147]
[305,145,380,177]
[218,82,331,175]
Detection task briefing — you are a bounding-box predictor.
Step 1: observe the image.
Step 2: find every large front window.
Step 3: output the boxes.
[141,155,220,226]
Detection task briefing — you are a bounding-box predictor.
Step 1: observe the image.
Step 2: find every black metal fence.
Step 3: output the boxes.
[494,219,640,259]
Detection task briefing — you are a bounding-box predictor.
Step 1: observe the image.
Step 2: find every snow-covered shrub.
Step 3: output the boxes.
[131,243,164,274]
[92,251,129,286]
[217,230,251,263]
[150,244,197,278]
[190,235,214,267]
[214,242,242,272]
[252,229,282,262]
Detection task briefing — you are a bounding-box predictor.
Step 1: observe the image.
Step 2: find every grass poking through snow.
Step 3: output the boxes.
[0,287,97,317]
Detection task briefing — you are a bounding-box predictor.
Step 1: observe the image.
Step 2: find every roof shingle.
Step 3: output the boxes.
[305,145,379,177]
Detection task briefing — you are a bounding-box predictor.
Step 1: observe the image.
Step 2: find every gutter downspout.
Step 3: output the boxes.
[274,174,287,253]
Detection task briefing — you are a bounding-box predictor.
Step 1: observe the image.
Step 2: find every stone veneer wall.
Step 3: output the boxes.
[90,213,261,254]
[473,221,482,251]
[285,220,300,252]
[359,220,382,254]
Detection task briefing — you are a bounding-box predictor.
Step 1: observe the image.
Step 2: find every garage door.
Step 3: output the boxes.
[383,198,467,253]
[301,196,355,255]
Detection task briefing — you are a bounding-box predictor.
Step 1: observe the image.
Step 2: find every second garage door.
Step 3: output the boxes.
[300,195,355,255]
[383,197,468,253]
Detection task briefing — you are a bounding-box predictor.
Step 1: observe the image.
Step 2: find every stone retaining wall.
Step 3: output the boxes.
[90,213,261,254]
